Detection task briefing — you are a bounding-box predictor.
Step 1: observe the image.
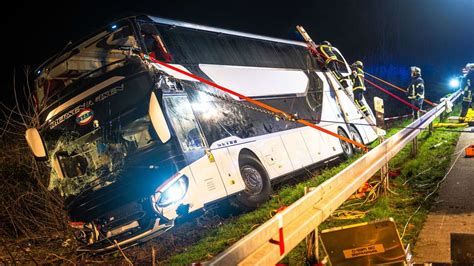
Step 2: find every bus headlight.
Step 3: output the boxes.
[156,175,189,208]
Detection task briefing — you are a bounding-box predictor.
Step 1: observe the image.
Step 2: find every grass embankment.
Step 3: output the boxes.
[165,113,461,264]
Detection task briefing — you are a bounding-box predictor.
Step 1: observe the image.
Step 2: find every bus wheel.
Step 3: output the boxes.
[349,126,363,152]
[235,154,271,209]
[338,128,354,159]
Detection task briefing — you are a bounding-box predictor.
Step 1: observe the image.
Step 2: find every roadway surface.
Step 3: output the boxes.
[413,127,474,263]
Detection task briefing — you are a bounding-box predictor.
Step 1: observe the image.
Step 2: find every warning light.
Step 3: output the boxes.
[111,24,117,30]
[449,78,459,88]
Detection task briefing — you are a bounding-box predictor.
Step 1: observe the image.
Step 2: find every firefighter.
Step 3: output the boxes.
[406,66,424,119]
[460,70,473,121]
[351,61,370,116]
[316,41,342,81]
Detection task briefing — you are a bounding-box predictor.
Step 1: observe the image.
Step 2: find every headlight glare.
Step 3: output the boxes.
[157,175,189,207]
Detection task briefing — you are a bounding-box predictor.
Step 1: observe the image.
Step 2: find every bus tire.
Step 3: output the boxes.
[338,127,354,159]
[349,125,363,152]
[235,154,272,209]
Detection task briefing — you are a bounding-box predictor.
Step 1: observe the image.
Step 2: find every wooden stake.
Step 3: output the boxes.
[114,240,133,265]
[411,136,418,157]
[152,246,156,266]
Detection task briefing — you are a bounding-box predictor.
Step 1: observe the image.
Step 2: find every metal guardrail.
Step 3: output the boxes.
[207,90,462,265]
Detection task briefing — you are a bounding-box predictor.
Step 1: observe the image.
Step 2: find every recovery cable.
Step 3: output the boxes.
[364,71,436,107]
[365,79,420,111]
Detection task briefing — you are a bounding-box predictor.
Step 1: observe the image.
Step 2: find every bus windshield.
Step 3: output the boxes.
[35,23,139,109]
[45,108,159,197]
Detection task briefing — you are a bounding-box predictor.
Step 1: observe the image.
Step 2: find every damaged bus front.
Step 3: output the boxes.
[25,18,192,252]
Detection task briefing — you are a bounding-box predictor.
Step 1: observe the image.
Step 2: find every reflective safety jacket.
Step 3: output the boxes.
[462,74,472,103]
[464,89,472,103]
[351,67,366,92]
[407,76,424,100]
[316,45,337,65]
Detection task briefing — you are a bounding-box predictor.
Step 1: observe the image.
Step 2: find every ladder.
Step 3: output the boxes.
[296,25,381,134]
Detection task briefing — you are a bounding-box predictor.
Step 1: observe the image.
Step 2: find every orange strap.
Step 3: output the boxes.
[147,56,368,152]
[364,71,436,106]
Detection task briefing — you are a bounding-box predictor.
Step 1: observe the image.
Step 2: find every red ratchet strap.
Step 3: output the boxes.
[365,79,420,111]
[365,72,436,106]
[147,57,369,152]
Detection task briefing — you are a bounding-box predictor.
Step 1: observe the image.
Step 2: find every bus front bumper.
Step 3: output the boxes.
[77,218,174,253]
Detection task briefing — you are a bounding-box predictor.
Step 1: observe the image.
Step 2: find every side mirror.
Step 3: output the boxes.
[25,128,48,161]
[149,91,171,143]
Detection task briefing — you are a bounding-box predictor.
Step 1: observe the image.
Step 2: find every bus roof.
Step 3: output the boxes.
[147,16,307,47]
[36,15,309,76]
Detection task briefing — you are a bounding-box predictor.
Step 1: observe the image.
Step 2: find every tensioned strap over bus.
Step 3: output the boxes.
[145,56,369,152]
[364,71,436,106]
[365,79,420,111]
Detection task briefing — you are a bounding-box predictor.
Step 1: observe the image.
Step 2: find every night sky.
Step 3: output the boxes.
[2,0,474,106]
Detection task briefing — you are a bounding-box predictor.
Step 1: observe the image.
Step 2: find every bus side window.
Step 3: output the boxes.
[306,73,324,111]
[163,95,204,152]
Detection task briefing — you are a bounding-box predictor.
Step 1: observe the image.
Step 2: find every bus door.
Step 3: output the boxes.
[163,94,228,204]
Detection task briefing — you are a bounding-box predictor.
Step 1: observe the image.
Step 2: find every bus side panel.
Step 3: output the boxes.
[301,127,333,163]
[280,131,313,169]
[335,85,365,122]
[317,72,352,154]
[254,136,293,179]
[365,123,379,143]
[227,136,293,180]
[349,118,370,144]
[317,72,341,123]
[356,118,379,143]
[212,148,246,195]
[188,156,228,205]
[335,88,375,144]
[320,91,345,155]
[326,125,344,155]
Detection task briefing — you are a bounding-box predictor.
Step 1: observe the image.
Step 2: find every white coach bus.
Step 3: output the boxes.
[25,15,378,251]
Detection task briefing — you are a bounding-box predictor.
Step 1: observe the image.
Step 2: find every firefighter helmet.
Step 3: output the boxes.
[352,60,364,69]
[410,66,421,76]
[321,41,331,46]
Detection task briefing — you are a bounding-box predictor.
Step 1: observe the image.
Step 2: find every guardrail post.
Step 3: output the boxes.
[305,187,319,263]
[429,122,433,134]
[411,136,418,157]
[381,163,389,194]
